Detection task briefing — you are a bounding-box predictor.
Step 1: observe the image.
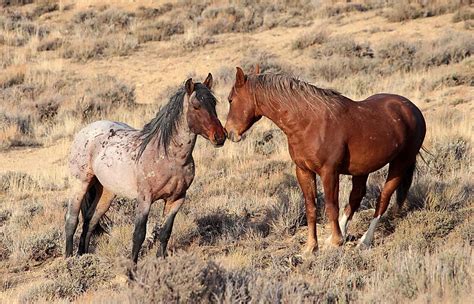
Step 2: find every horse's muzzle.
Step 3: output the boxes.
[211,131,226,147]
[227,130,242,143]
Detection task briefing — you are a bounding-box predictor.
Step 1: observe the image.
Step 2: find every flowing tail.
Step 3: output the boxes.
[80,182,110,235]
[396,162,416,210]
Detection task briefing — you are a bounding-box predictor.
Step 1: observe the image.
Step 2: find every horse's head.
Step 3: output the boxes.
[184,73,226,147]
[225,66,262,142]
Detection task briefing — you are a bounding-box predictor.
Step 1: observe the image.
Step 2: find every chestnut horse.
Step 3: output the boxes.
[225,67,426,254]
[66,74,226,263]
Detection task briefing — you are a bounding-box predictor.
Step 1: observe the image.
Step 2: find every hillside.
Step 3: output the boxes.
[0,0,472,303]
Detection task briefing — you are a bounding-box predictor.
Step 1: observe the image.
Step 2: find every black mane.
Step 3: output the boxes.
[136,83,216,159]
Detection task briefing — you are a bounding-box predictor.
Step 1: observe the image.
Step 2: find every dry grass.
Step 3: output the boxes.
[0,0,472,303]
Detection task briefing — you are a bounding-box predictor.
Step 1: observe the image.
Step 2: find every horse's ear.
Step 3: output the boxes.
[255,64,260,74]
[185,78,194,95]
[235,67,246,88]
[203,73,213,90]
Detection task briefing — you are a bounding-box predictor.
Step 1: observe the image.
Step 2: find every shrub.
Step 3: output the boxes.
[0,171,38,192]
[291,28,329,50]
[77,75,136,120]
[254,129,285,156]
[312,55,375,81]
[0,65,26,88]
[25,227,62,262]
[200,5,261,35]
[181,28,215,51]
[312,36,374,59]
[61,34,138,61]
[390,210,460,251]
[136,20,184,43]
[136,4,174,19]
[215,66,235,85]
[34,95,61,122]
[37,37,62,52]
[32,1,59,17]
[377,40,418,73]
[71,8,134,34]
[452,6,474,23]
[25,255,115,300]
[240,49,293,75]
[132,252,225,303]
[426,136,470,176]
[319,3,371,18]
[384,0,462,22]
[417,32,473,68]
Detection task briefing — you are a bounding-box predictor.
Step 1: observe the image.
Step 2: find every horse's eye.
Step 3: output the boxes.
[228,98,232,104]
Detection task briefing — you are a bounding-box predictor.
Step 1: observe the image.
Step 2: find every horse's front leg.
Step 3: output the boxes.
[295,167,318,255]
[157,196,185,258]
[321,169,343,247]
[131,196,152,264]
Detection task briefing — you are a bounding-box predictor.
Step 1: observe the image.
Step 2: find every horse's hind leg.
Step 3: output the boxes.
[339,175,368,239]
[78,181,102,255]
[65,180,93,257]
[83,188,115,254]
[359,162,407,248]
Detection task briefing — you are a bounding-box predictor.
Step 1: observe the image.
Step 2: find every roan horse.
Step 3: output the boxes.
[225,67,426,254]
[66,74,226,263]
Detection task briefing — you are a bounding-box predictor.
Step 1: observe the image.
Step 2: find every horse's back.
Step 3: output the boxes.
[69,120,137,182]
[361,93,425,136]
[342,94,426,174]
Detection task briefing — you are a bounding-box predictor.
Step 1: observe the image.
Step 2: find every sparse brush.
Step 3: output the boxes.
[0,171,38,193]
[384,0,464,22]
[377,40,418,73]
[181,27,215,51]
[0,65,26,88]
[292,28,330,50]
[77,75,136,120]
[319,2,371,18]
[25,227,62,262]
[241,49,294,75]
[390,210,461,251]
[312,55,375,82]
[417,32,473,68]
[37,37,62,52]
[136,20,184,43]
[132,252,225,303]
[19,254,115,301]
[312,36,374,59]
[452,6,474,23]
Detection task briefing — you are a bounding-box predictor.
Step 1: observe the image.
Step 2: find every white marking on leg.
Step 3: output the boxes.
[359,216,381,248]
[339,213,349,239]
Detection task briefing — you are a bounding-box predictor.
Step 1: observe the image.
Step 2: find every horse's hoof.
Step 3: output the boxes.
[356,241,371,250]
[325,235,343,248]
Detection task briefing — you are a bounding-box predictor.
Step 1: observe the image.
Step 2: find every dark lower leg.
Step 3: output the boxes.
[157,214,177,258]
[157,198,184,258]
[83,190,114,254]
[132,202,151,263]
[65,186,88,257]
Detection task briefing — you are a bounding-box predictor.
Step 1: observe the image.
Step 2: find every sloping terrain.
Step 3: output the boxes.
[0,1,472,303]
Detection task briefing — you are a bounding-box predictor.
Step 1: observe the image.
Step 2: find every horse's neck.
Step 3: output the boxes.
[166,118,197,162]
[255,89,330,135]
[145,116,196,163]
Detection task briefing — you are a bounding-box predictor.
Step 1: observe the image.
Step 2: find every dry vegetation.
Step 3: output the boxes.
[0,0,473,303]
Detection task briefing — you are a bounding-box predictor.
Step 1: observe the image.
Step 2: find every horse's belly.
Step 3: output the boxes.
[92,155,139,199]
[345,143,402,175]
